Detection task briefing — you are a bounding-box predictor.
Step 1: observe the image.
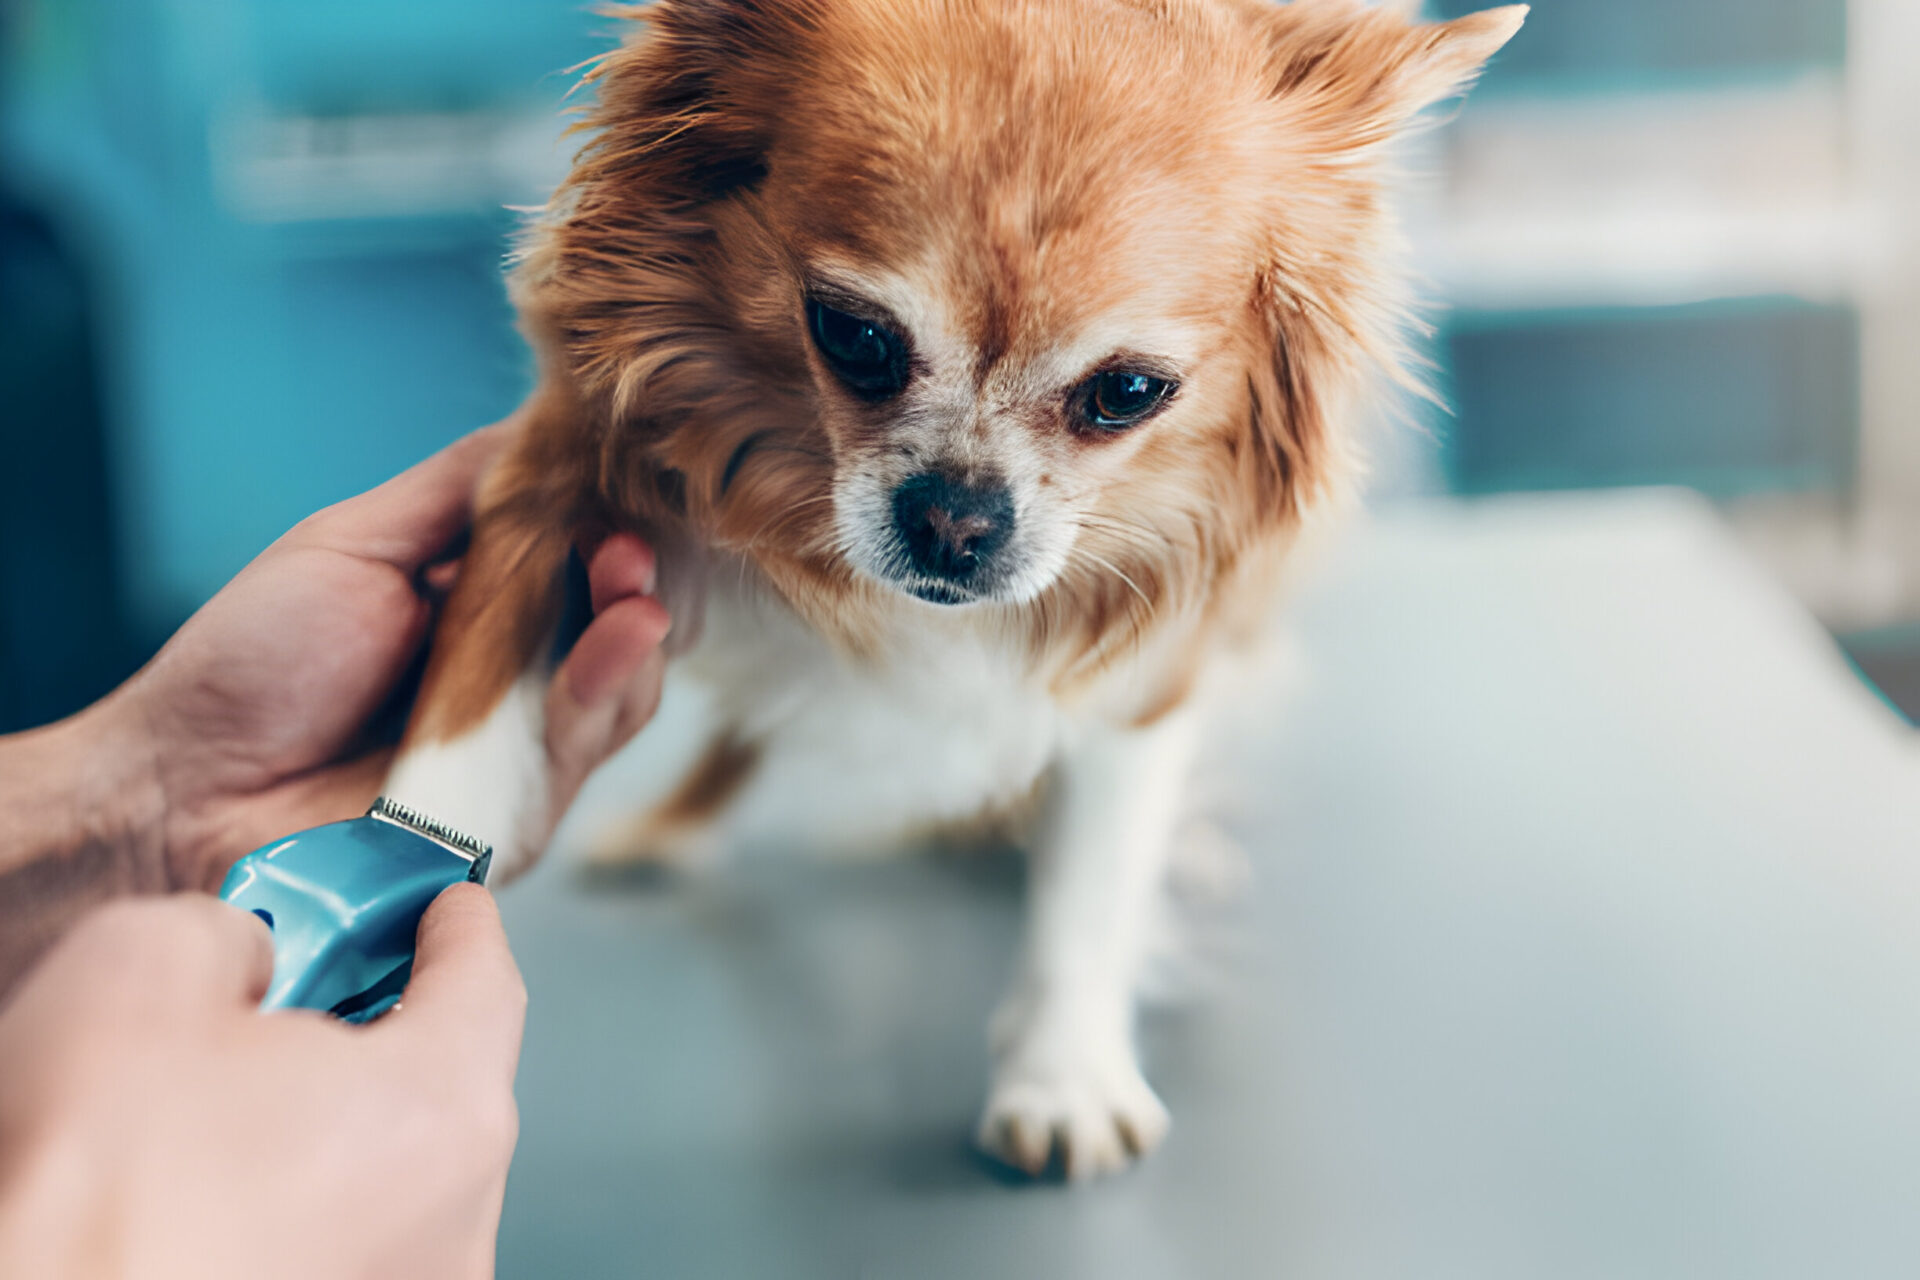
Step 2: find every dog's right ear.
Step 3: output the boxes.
[578,0,825,204]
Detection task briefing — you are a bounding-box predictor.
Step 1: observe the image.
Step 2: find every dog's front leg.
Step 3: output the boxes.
[978,707,1197,1179]
[384,497,573,882]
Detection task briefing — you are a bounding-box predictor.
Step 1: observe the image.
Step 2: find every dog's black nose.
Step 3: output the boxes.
[892,471,1015,586]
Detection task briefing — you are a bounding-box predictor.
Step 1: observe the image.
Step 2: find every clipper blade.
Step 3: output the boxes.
[367,797,493,882]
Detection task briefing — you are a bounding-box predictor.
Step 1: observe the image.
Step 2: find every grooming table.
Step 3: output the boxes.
[496,491,1920,1279]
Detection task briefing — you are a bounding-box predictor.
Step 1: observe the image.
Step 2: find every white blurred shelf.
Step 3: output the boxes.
[1413,76,1891,311]
[1419,201,1886,311]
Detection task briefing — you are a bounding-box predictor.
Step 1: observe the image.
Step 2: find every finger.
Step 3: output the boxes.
[545,607,669,822]
[586,533,658,611]
[377,884,526,1088]
[294,423,517,570]
[58,896,275,1014]
[606,645,668,755]
[421,556,464,597]
[188,897,278,1010]
[560,594,672,709]
[547,640,667,780]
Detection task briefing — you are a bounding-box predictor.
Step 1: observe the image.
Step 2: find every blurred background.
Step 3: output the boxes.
[1,0,1916,730]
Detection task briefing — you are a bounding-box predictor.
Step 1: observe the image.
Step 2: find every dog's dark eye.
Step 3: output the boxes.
[806,297,909,400]
[1082,370,1175,431]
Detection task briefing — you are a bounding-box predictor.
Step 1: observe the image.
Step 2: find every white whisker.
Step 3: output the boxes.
[1076,548,1152,614]
[738,492,836,554]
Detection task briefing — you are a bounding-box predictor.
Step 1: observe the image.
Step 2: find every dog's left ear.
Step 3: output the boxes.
[1259,1,1527,150]
[1234,3,1525,517]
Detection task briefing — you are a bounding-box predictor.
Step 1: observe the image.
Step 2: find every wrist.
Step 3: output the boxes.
[0,700,167,997]
[0,700,165,885]
[65,693,170,887]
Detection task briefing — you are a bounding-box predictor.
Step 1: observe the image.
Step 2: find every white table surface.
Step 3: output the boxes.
[495,490,1920,1279]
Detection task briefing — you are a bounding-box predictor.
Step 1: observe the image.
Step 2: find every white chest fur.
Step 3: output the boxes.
[666,566,1070,854]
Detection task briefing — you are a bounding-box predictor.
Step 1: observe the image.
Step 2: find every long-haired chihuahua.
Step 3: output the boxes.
[386,0,1524,1179]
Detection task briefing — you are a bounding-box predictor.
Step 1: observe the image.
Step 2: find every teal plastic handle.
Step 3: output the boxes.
[218,810,490,1023]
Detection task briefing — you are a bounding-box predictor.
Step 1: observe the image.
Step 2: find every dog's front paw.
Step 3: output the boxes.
[976,1032,1169,1180]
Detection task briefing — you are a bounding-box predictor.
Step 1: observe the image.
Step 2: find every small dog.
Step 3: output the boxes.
[387,0,1523,1179]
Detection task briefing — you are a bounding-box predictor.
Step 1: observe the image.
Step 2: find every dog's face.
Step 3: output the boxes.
[800,242,1209,609]
[529,0,1523,627]
[769,15,1290,608]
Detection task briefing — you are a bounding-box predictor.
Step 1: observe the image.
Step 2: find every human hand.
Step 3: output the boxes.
[70,419,669,895]
[0,885,524,1280]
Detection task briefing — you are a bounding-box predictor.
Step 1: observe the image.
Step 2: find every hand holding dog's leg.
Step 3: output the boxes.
[388,526,670,881]
[979,708,1197,1179]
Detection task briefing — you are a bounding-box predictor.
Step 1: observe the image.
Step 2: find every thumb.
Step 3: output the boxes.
[375,884,526,1090]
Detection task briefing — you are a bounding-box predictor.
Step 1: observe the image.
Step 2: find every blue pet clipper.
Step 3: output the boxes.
[218,798,492,1023]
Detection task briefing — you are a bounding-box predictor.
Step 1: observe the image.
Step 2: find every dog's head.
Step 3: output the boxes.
[521,0,1521,641]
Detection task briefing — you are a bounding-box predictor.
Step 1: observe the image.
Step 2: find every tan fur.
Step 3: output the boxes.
[646,729,762,832]
[404,383,584,742]
[406,0,1523,748]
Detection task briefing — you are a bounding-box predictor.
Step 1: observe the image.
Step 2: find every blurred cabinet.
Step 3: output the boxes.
[0,196,135,729]
[1444,300,1857,497]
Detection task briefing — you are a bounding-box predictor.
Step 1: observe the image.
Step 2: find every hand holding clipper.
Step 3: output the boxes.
[219,798,493,1022]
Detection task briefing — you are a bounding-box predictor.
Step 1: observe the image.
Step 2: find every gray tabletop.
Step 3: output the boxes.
[496,491,1920,1279]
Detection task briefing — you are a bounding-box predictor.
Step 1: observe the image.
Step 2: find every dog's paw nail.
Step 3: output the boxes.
[976,1058,1169,1181]
[991,1108,1055,1175]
